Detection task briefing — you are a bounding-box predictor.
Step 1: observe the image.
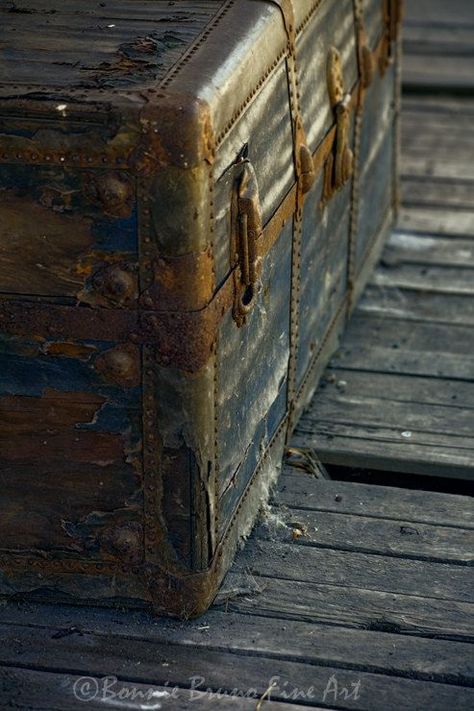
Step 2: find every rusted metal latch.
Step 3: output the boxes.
[379,0,404,75]
[322,47,354,205]
[232,150,263,327]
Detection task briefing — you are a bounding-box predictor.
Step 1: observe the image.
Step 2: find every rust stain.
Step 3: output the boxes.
[140,247,214,311]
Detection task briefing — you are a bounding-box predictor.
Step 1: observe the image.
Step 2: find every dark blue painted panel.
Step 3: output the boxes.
[217,220,293,533]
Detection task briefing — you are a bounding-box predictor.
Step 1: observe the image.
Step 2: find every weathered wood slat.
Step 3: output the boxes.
[1,603,472,688]
[383,232,474,268]
[367,263,474,294]
[0,624,473,711]
[405,0,474,26]
[295,366,474,478]
[257,505,474,563]
[221,572,474,641]
[274,475,474,528]
[295,427,474,479]
[320,369,474,410]
[403,56,474,93]
[328,314,474,381]
[398,207,474,237]
[0,666,311,711]
[401,177,474,210]
[234,540,474,602]
[357,286,474,326]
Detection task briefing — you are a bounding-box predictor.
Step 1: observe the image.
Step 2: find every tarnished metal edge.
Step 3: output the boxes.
[214,0,327,149]
[160,0,236,90]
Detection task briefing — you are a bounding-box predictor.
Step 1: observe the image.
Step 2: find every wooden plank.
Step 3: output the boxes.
[274,475,474,528]
[401,154,474,181]
[1,599,472,691]
[328,315,474,380]
[0,666,311,711]
[319,368,474,410]
[383,232,474,268]
[357,285,474,326]
[221,572,474,641]
[0,624,473,711]
[372,263,474,295]
[257,505,474,563]
[401,177,474,210]
[295,426,474,479]
[404,25,474,57]
[403,56,474,93]
[398,206,474,237]
[233,541,474,602]
[0,602,472,688]
[405,0,474,27]
[296,368,474,478]
[401,96,474,118]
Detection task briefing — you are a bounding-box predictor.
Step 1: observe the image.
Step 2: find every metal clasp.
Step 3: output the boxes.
[231,155,263,327]
[322,47,354,205]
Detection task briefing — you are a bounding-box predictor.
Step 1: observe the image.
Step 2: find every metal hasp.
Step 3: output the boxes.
[232,159,264,327]
[322,47,354,204]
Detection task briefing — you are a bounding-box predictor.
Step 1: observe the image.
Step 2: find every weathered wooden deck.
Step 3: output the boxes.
[1,2,473,709]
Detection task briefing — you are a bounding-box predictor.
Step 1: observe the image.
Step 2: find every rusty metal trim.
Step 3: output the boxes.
[160,0,236,90]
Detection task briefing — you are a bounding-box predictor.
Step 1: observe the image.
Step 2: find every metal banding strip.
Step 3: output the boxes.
[347,0,368,311]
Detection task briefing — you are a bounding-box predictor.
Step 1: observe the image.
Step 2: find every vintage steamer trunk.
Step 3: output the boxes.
[0,0,401,616]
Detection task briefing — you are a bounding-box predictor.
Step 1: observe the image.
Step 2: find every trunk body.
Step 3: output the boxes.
[0,0,402,616]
